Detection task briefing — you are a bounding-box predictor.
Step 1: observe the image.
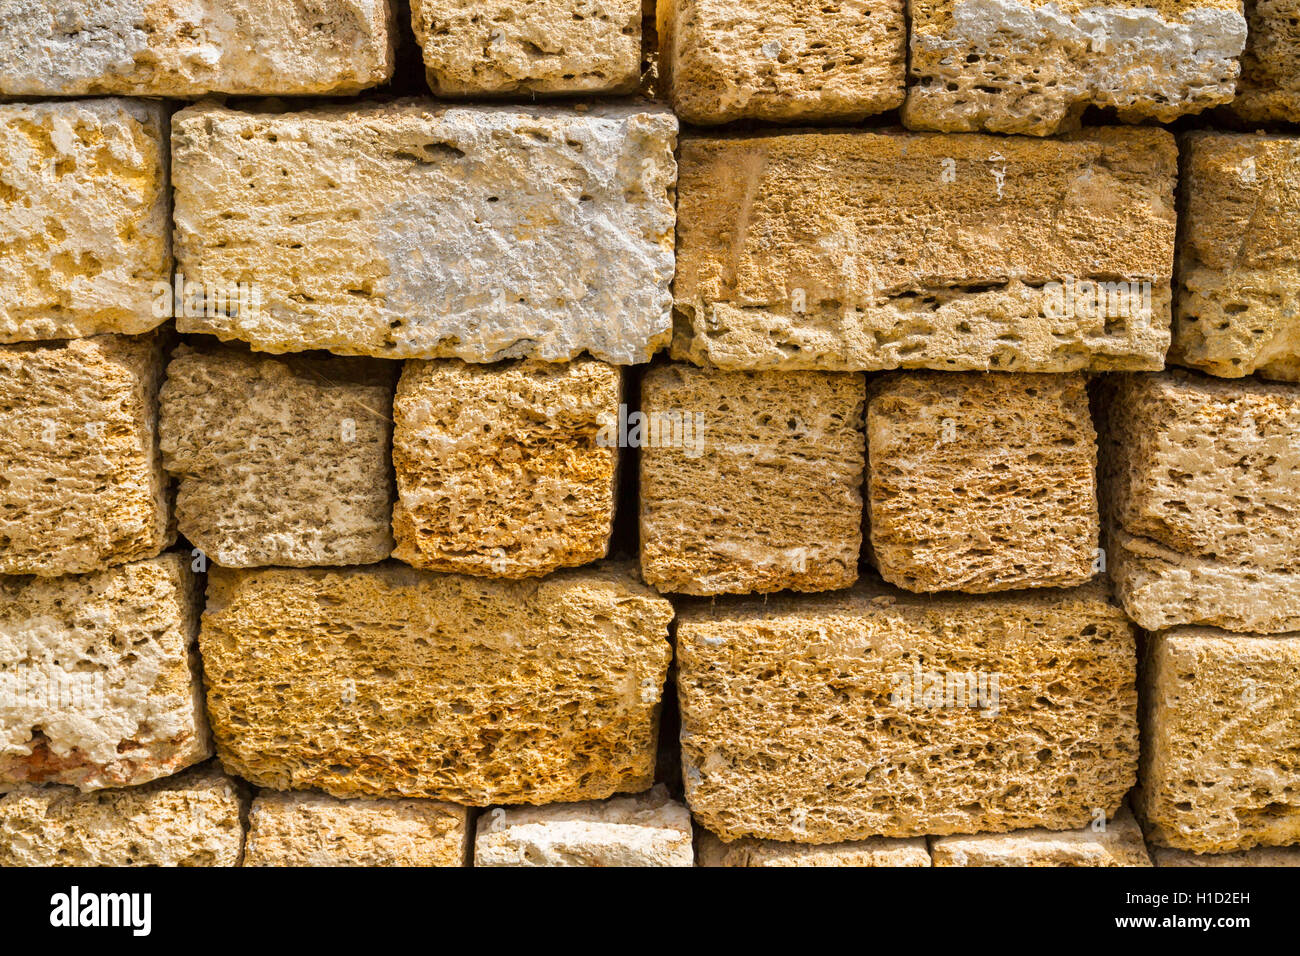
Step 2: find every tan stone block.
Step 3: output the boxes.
[931,807,1152,866]
[1234,0,1300,123]
[672,128,1175,373]
[0,99,169,343]
[1152,845,1300,866]
[677,579,1138,843]
[657,0,905,124]
[200,562,674,804]
[638,364,864,596]
[867,372,1098,593]
[393,359,618,578]
[696,831,930,867]
[0,334,171,576]
[160,344,395,569]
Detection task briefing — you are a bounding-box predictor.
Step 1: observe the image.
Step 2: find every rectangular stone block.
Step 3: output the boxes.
[0,99,169,343]
[0,334,171,576]
[867,372,1099,593]
[930,807,1152,866]
[172,101,677,365]
[0,1,395,97]
[160,344,395,568]
[1173,132,1300,382]
[244,791,471,867]
[1234,0,1300,122]
[697,832,930,867]
[639,364,865,595]
[1152,845,1300,866]
[1137,627,1300,854]
[200,563,674,804]
[0,555,209,791]
[412,0,641,96]
[672,128,1175,372]
[393,358,618,577]
[677,580,1138,843]
[657,0,906,124]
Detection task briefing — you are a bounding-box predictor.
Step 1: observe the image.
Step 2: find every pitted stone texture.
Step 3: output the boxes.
[1234,0,1300,122]
[904,0,1246,135]
[393,359,619,578]
[1173,133,1300,382]
[172,101,677,365]
[244,791,470,867]
[697,832,931,866]
[657,0,905,125]
[200,563,673,804]
[0,1,395,97]
[160,344,395,569]
[931,808,1152,866]
[0,765,245,866]
[475,785,692,866]
[677,580,1138,843]
[672,128,1175,373]
[0,335,171,576]
[0,99,169,343]
[1137,627,1300,854]
[0,555,209,792]
[639,364,865,596]
[412,0,641,96]
[1153,845,1300,866]
[868,372,1098,594]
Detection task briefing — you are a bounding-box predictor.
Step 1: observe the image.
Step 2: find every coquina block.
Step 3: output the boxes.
[411,0,641,96]
[1173,132,1300,382]
[677,580,1138,843]
[160,344,396,569]
[930,807,1152,866]
[639,364,865,596]
[1234,0,1300,122]
[867,372,1099,594]
[172,100,677,365]
[1152,845,1300,865]
[244,792,471,867]
[1101,371,1300,633]
[0,99,170,343]
[393,359,619,578]
[0,555,210,791]
[199,563,674,804]
[672,128,1175,373]
[657,0,906,124]
[696,832,931,867]
[904,0,1246,135]
[0,334,171,576]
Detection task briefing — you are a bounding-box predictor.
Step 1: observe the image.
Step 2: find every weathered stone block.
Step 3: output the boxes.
[639,364,865,595]
[1234,0,1300,122]
[930,807,1152,866]
[172,101,677,365]
[1152,845,1300,866]
[696,832,930,867]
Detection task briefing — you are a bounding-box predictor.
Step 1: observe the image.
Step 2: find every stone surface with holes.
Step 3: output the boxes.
[696,832,931,866]
[930,807,1152,866]
[1234,0,1300,122]
[1152,845,1300,865]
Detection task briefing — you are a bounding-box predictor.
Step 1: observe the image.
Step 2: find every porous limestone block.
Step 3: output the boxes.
[200,563,674,804]
[1102,371,1300,633]
[672,128,1175,373]
[1152,845,1300,866]
[0,765,245,867]
[696,832,931,867]
[412,0,641,96]
[930,808,1152,866]
[0,555,210,791]
[657,0,906,124]
[393,359,619,578]
[904,0,1246,135]
[474,785,693,866]
[1173,132,1300,382]
[867,372,1099,594]
[244,791,470,867]
[172,101,677,365]
[0,1,395,97]
[0,99,170,343]
[0,334,171,576]
[638,364,865,596]
[160,344,395,569]
[1137,627,1300,854]
[1234,0,1300,122]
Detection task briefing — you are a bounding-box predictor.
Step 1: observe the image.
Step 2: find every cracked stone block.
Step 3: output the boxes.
[0,554,210,792]
[200,562,674,804]
[1152,845,1300,866]
[1234,0,1300,122]
[0,99,170,343]
[696,832,931,867]
[867,372,1099,594]
[904,0,1246,135]
[0,334,171,576]
[393,358,619,578]
[677,579,1138,843]
[657,0,906,124]
[672,128,1175,373]
[931,807,1152,866]
[638,364,865,596]
[1137,627,1300,853]
[160,344,395,569]
[172,100,677,365]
